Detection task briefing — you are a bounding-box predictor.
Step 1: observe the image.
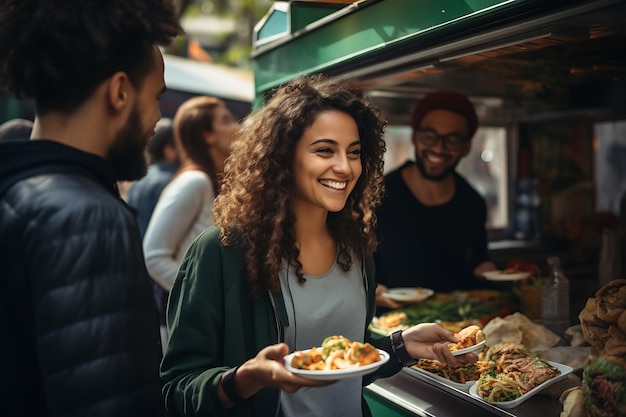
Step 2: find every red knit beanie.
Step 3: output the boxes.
[410,91,478,139]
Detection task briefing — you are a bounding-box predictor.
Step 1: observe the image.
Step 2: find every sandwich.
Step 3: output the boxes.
[583,355,626,417]
[448,325,486,352]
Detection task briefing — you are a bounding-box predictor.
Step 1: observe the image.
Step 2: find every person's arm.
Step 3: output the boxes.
[474,260,498,277]
[364,322,475,387]
[375,283,403,310]
[217,344,335,409]
[31,194,162,415]
[400,323,476,366]
[143,173,210,291]
[161,229,332,416]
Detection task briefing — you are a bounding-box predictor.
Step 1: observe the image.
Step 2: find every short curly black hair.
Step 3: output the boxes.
[0,0,183,114]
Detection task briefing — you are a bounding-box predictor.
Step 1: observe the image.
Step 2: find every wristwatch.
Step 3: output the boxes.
[390,330,418,367]
[221,366,252,408]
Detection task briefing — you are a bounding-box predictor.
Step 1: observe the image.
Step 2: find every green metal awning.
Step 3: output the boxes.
[251,0,615,106]
[252,0,522,101]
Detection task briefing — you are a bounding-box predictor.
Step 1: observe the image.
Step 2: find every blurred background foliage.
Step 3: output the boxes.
[168,0,273,69]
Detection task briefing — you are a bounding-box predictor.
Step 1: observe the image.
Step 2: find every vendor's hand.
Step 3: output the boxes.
[474,261,498,279]
[220,344,334,408]
[401,323,478,366]
[376,284,402,309]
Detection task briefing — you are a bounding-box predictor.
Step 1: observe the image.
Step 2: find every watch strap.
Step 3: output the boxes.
[390,330,418,367]
[221,366,252,408]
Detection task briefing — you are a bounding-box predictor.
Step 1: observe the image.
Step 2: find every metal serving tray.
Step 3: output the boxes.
[366,366,564,417]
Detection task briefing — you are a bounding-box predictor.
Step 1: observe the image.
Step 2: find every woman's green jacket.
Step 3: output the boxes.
[160,225,403,417]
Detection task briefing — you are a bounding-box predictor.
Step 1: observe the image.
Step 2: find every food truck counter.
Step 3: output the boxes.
[364,367,563,417]
[366,289,580,417]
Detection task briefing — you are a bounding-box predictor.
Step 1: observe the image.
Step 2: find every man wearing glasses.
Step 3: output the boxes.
[374,91,497,312]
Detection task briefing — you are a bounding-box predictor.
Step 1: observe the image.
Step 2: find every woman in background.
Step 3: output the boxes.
[143,96,236,350]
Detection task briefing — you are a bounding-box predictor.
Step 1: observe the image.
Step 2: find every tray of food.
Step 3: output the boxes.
[411,359,493,391]
[406,341,570,411]
[409,325,489,391]
[468,360,572,409]
[371,290,514,336]
[284,335,389,380]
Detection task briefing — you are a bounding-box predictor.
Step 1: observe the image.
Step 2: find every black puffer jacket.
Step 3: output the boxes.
[0,140,164,417]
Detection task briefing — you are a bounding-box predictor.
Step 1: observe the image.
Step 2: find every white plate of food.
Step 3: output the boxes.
[447,325,487,356]
[483,270,531,282]
[447,339,486,356]
[468,361,573,409]
[382,287,434,302]
[285,348,389,380]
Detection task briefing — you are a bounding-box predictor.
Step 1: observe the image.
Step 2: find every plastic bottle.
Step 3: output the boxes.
[598,228,620,287]
[616,190,626,278]
[541,256,570,336]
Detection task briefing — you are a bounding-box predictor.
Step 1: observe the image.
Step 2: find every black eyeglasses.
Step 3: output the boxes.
[416,128,467,151]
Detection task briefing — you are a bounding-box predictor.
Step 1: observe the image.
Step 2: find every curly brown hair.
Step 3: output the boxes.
[0,0,182,114]
[214,74,387,297]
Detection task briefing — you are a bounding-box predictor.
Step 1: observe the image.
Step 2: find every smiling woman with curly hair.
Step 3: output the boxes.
[215,75,386,297]
[161,74,469,417]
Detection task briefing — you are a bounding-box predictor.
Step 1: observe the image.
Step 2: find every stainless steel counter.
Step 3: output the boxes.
[365,367,563,417]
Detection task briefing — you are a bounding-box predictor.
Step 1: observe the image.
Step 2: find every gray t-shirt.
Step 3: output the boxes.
[279,257,366,417]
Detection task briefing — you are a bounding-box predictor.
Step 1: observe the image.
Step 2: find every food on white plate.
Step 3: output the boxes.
[505,258,540,277]
[448,325,486,353]
[383,287,434,302]
[501,268,523,274]
[289,336,381,371]
[476,342,562,403]
[373,312,407,329]
[482,270,531,281]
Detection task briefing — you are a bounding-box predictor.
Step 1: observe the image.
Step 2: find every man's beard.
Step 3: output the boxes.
[107,105,151,181]
[414,151,460,182]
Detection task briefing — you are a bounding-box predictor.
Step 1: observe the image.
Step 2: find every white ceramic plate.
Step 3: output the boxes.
[284,349,390,380]
[382,287,434,302]
[411,367,476,391]
[483,270,531,282]
[447,340,486,356]
[468,361,573,409]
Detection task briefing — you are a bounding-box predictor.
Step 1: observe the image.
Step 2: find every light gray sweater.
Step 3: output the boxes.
[143,169,215,290]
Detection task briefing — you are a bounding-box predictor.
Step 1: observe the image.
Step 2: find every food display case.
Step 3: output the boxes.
[370,289,517,335]
[367,289,575,417]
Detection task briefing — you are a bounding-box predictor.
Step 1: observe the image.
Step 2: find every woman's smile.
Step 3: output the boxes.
[319,179,348,190]
[293,110,362,213]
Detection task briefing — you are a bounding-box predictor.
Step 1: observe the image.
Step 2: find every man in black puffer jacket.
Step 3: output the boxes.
[0,1,183,416]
